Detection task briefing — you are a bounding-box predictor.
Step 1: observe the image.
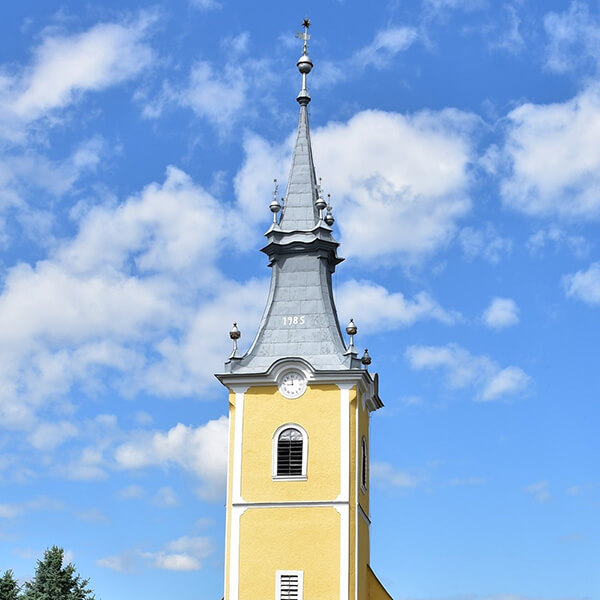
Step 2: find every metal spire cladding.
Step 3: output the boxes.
[223,21,362,374]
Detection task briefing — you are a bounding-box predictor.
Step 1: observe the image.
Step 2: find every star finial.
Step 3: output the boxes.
[295,18,311,56]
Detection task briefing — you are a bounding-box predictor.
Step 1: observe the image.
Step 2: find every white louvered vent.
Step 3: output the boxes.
[276,570,303,600]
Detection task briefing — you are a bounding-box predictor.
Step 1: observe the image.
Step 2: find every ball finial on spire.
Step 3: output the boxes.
[295,18,313,104]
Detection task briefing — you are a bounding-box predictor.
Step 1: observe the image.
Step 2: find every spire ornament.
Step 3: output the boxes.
[361,348,372,370]
[345,318,358,356]
[325,195,335,226]
[315,177,327,219]
[269,178,281,223]
[295,18,313,105]
[229,322,241,359]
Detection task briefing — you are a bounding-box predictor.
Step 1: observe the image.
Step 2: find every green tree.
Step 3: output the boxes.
[21,546,95,600]
[0,569,21,600]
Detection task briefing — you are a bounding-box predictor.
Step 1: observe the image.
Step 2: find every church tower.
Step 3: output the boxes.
[216,21,393,600]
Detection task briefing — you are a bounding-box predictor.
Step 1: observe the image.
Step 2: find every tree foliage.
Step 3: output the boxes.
[0,570,21,600]
[5,547,96,600]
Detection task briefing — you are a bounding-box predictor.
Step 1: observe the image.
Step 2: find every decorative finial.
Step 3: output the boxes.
[325,195,335,226]
[269,178,281,223]
[295,18,313,105]
[361,348,372,369]
[345,318,358,355]
[315,177,327,218]
[229,322,241,359]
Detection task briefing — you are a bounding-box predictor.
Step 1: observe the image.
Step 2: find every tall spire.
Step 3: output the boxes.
[278,19,320,231]
[222,20,361,374]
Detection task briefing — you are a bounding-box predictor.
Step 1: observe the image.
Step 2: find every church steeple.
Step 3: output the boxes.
[216,22,391,600]
[224,19,362,374]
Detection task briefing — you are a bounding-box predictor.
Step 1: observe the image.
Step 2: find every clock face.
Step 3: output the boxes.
[278,370,307,399]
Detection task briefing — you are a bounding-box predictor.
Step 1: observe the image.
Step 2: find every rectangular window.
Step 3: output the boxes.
[276,570,303,600]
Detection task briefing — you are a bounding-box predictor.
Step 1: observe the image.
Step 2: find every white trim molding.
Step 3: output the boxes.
[228,504,248,600]
[232,388,247,505]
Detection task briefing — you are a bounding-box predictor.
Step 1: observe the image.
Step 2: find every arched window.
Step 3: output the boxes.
[273,425,308,479]
[361,436,368,491]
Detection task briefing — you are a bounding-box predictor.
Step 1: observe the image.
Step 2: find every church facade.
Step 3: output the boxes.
[216,22,393,600]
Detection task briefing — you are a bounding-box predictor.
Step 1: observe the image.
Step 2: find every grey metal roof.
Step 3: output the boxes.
[222,59,363,375]
[278,105,321,231]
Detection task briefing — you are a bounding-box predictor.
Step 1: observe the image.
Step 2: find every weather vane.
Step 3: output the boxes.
[295,18,311,55]
[295,18,313,102]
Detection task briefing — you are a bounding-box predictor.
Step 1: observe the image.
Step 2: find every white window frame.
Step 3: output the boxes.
[272,423,308,481]
[361,436,368,493]
[275,570,304,600]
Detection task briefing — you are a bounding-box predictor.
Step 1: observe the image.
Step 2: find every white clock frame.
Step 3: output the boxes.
[277,369,307,399]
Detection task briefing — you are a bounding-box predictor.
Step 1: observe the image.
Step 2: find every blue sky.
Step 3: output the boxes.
[0,1,599,599]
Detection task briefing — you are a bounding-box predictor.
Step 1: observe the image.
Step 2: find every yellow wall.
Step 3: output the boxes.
[238,507,340,600]
[241,384,341,503]
[225,382,382,599]
[368,566,394,600]
[358,390,370,517]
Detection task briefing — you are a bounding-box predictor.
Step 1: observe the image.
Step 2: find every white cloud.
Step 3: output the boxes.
[449,477,485,486]
[489,4,525,55]
[563,262,600,305]
[0,504,22,519]
[115,417,228,500]
[134,411,153,426]
[100,535,214,573]
[544,2,600,74]
[424,0,487,12]
[482,297,520,329]
[524,480,551,503]
[189,0,220,10]
[0,12,156,140]
[316,26,418,87]
[354,27,419,69]
[336,279,459,334]
[118,484,145,500]
[0,496,63,519]
[97,554,136,573]
[153,486,179,508]
[65,447,107,481]
[458,225,512,263]
[312,109,476,263]
[28,420,78,450]
[405,343,530,401]
[142,34,274,131]
[236,108,476,265]
[371,462,424,489]
[171,61,247,129]
[233,132,296,231]
[75,508,109,523]
[501,85,600,220]
[0,165,268,431]
[527,226,589,258]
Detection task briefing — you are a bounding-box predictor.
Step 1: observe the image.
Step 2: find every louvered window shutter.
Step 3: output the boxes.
[276,571,303,600]
[277,428,303,476]
[361,437,368,489]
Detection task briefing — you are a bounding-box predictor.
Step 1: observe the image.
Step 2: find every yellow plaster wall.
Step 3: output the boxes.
[238,506,340,600]
[358,390,370,516]
[357,515,370,600]
[241,384,341,502]
[368,566,394,600]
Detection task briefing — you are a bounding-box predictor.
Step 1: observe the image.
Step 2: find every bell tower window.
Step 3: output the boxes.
[273,425,308,479]
[276,570,303,600]
[361,436,368,491]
